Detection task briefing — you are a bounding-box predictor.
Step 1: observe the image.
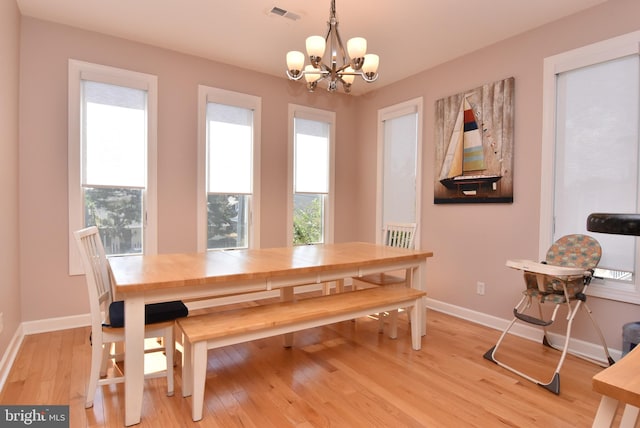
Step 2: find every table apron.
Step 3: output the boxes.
[118,279,268,304]
[267,268,359,289]
[356,261,419,277]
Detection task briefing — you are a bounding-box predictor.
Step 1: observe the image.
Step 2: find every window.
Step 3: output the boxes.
[197,86,261,251]
[288,105,335,245]
[541,31,640,303]
[377,98,423,244]
[68,60,157,275]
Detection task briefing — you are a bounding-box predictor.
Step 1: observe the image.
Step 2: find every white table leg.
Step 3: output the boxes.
[182,336,193,398]
[620,404,640,428]
[124,296,145,426]
[414,259,428,336]
[592,396,618,428]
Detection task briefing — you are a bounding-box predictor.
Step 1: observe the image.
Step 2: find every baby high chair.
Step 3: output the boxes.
[483,234,614,394]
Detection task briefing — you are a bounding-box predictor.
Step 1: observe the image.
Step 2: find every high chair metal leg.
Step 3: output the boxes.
[485,295,614,394]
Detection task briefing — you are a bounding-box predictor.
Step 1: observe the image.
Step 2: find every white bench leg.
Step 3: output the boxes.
[281,287,294,348]
[388,310,398,339]
[409,299,422,350]
[182,337,193,398]
[191,341,208,422]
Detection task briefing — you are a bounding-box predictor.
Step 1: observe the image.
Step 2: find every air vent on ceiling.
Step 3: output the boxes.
[270,6,301,21]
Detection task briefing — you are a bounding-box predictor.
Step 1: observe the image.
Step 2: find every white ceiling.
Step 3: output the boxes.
[16,0,607,95]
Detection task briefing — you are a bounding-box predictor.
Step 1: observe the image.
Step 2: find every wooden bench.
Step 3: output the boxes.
[592,345,640,427]
[177,285,426,421]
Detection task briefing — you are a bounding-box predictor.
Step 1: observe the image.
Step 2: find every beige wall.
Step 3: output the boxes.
[0,1,21,358]
[18,17,359,322]
[355,0,640,348]
[9,0,640,357]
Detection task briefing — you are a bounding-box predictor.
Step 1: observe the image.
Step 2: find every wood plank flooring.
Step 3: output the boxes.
[0,309,621,427]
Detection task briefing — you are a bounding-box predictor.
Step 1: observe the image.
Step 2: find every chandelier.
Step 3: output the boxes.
[285,0,379,93]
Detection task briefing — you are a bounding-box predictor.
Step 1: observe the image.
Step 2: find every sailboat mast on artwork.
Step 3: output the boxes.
[439,95,501,195]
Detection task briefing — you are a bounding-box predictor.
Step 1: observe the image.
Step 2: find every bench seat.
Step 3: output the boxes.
[178,285,426,421]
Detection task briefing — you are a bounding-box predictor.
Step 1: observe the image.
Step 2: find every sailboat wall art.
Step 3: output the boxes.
[434,77,514,204]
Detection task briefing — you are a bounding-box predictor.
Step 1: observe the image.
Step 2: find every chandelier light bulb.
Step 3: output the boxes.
[306,36,326,59]
[304,65,322,83]
[342,67,356,85]
[362,53,380,80]
[347,37,367,59]
[286,51,305,76]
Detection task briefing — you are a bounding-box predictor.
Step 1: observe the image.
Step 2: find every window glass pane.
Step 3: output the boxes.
[293,194,324,245]
[84,187,143,255]
[294,118,329,193]
[82,81,146,187]
[207,103,253,194]
[555,55,639,274]
[383,113,417,225]
[207,194,249,249]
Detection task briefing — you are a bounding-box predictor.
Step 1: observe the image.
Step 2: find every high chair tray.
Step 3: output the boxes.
[506,259,588,277]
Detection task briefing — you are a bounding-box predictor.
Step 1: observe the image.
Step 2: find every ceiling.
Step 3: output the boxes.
[16,0,607,95]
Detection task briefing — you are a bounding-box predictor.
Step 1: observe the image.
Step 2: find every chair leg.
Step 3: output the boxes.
[99,341,111,377]
[86,332,104,408]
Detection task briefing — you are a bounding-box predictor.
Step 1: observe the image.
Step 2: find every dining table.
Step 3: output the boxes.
[107,241,434,426]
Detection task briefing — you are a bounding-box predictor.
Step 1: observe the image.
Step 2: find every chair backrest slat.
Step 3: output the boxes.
[382,223,417,249]
[74,226,114,326]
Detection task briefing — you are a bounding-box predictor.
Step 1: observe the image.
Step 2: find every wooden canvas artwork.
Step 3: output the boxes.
[434,77,514,204]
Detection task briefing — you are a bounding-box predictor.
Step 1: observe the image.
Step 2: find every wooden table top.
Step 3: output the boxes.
[108,242,433,294]
[592,345,640,408]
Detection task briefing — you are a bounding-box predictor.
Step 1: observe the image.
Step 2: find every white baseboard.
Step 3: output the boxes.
[0,313,90,393]
[21,313,90,335]
[426,297,622,364]
[0,324,23,394]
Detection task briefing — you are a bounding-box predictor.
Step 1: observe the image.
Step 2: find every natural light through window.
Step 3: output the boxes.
[197,86,261,252]
[68,60,158,274]
[290,108,334,246]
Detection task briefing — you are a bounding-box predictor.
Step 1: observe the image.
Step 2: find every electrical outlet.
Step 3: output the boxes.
[476,282,485,295]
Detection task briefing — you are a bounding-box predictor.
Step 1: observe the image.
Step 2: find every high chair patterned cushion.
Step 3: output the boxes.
[523,234,601,303]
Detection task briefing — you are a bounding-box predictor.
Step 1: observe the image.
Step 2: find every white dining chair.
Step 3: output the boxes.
[74,226,188,408]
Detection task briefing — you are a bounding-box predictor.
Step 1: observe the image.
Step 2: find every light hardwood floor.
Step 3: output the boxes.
[0,308,620,427]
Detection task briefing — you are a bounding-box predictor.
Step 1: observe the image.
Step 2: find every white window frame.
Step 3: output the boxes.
[541,30,640,304]
[68,60,158,275]
[197,86,261,251]
[287,104,336,246]
[376,98,423,248]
